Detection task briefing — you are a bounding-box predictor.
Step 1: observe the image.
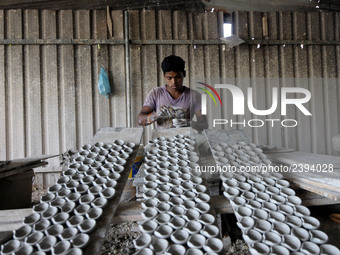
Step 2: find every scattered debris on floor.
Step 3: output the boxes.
[226,239,250,255]
[101,222,140,255]
[100,221,249,255]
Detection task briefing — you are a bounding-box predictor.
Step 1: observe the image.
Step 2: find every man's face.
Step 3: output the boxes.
[163,71,185,91]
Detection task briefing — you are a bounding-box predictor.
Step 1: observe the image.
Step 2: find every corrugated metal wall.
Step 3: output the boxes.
[213,11,340,156]
[0,9,339,186]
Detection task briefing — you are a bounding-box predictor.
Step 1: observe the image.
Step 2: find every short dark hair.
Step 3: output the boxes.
[161,55,185,74]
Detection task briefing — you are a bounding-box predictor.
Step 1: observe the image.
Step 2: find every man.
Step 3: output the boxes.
[137,55,208,131]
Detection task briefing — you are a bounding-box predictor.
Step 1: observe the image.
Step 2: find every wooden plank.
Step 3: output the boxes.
[24,9,42,157]
[293,12,312,153]
[59,10,77,152]
[0,162,47,179]
[84,130,143,255]
[0,0,52,6]
[33,165,62,173]
[110,10,127,127]
[41,10,60,170]
[157,10,173,84]
[7,10,25,160]
[295,189,340,207]
[216,11,226,129]
[129,10,148,143]
[306,13,326,155]
[216,12,235,132]
[277,12,289,148]
[235,12,252,138]
[202,12,215,127]
[265,13,282,147]
[173,11,189,79]
[316,13,331,154]
[306,12,318,154]
[268,151,340,200]
[0,10,5,160]
[129,10,142,124]
[250,12,267,145]
[0,159,44,173]
[283,174,340,200]
[140,9,158,140]
[205,12,222,121]
[92,10,110,131]
[248,12,258,143]
[0,0,203,11]
[0,208,32,232]
[75,10,93,147]
[141,10,158,109]
[190,11,205,82]
[90,127,143,145]
[113,201,144,223]
[1,154,58,165]
[204,129,249,147]
[322,12,339,155]
[267,151,340,168]
[151,127,191,140]
[190,12,207,122]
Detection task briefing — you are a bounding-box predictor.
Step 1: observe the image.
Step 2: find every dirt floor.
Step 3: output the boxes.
[100,218,251,255]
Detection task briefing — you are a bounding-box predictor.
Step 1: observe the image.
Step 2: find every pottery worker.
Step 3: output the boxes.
[137,55,208,131]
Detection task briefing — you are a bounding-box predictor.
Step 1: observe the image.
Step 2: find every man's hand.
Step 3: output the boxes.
[157,105,187,119]
[157,105,173,119]
[137,106,158,126]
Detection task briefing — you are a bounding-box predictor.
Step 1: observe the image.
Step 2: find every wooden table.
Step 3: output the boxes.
[267,151,340,201]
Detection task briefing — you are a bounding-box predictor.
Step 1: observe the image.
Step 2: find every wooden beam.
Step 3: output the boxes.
[267,151,340,200]
[113,201,144,223]
[0,0,204,11]
[112,190,339,224]
[0,162,47,178]
[203,0,317,12]
[83,128,143,255]
[0,154,57,178]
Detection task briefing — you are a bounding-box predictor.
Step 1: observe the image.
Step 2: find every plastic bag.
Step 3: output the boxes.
[98,67,111,98]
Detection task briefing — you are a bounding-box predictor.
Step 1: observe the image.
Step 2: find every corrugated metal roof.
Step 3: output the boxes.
[1,0,336,11]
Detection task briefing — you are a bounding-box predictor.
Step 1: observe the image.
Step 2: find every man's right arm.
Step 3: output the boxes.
[137,106,158,126]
